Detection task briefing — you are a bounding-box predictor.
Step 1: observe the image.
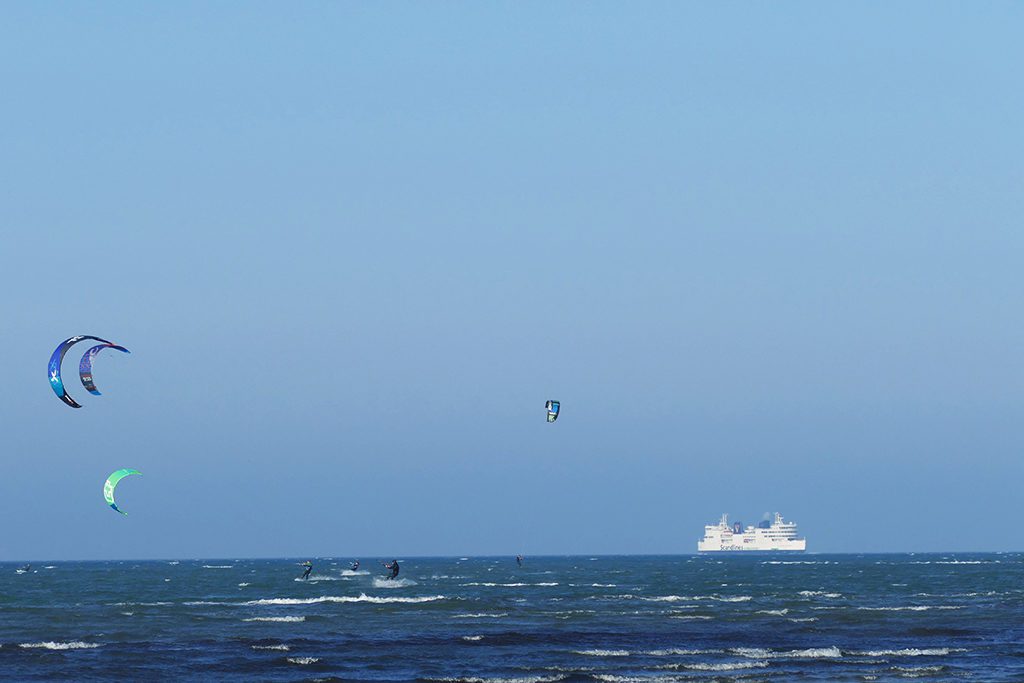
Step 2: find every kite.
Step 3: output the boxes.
[47,335,129,408]
[103,469,141,515]
[79,343,130,395]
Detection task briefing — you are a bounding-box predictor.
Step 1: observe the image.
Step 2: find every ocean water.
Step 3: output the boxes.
[1,554,1022,681]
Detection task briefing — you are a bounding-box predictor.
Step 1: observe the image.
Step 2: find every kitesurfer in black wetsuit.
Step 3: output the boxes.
[384,560,400,580]
[301,561,313,580]
[351,560,360,571]
[516,555,523,567]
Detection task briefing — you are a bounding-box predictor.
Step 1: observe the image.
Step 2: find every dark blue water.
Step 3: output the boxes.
[1,554,1022,681]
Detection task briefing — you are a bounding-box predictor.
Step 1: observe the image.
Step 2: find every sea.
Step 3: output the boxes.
[1,554,1022,681]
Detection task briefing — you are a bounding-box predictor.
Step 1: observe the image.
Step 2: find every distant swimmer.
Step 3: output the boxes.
[383,560,400,580]
[301,561,313,580]
[350,560,360,571]
[516,555,523,567]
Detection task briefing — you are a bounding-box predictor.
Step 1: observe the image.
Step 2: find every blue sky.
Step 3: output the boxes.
[2,2,1023,559]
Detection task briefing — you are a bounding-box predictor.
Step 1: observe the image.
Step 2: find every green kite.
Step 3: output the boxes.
[104,469,141,515]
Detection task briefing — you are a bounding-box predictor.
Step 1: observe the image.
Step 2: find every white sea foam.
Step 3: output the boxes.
[663,660,768,671]
[799,591,843,598]
[643,648,721,656]
[462,635,484,641]
[756,609,789,616]
[19,641,100,650]
[789,617,818,622]
[575,649,631,657]
[287,656,319,664]
[43,566,56,569]
[245,594,445,606]
[732,646,842,659]
[251,644,290,651]
[340,569,370,576]
[238,582,251,587]
[857,606,962,612]
[463,582,501,587]
[373,577,418,588]
[642,595,689,602]
[244,616,305,622]
[297,575,345,582]
[892,665,946,675]
[167,561,180,565]
[428,677,567,683]
[670,615,713,620]
[202,565,234,569]
[451,612,508,619]
[121,611,134,616]
[462,582,558,587]
[856,648,962,657]
[639,594,749,602]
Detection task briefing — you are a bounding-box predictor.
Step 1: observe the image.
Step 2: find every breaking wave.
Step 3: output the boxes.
[19,641,100,650]
[244,594,445,606]
[856,648,962,657]
[461,582,559,587]
[857,606,963,612]
[732,647,842,659]
[661,660,768,671]
[243,616,305,622]
[427,677,567,683]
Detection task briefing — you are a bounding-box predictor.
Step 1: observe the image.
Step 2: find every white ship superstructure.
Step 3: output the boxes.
[697,512,806,552]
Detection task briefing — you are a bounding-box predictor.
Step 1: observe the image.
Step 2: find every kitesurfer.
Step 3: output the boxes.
[516,554,523,567]
[301,561,313,580]
[383,560,400,580]
[350,560,360,571]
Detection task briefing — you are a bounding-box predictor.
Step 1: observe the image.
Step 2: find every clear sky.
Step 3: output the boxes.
[2,2,1022,559]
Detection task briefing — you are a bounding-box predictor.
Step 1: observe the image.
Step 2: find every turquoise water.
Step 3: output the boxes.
[1,554,1021,681]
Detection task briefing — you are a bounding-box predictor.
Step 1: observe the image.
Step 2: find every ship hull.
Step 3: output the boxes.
[697,545,807,553]
[698,513,806,553]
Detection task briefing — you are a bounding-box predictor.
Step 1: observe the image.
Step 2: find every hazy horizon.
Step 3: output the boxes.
[3,2,1023,560]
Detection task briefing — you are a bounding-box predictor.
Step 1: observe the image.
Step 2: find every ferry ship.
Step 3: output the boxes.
[697,512,806,552]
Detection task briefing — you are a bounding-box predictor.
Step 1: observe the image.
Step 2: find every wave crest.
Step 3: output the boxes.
[245,593,445,606]
[19,641,100,650]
